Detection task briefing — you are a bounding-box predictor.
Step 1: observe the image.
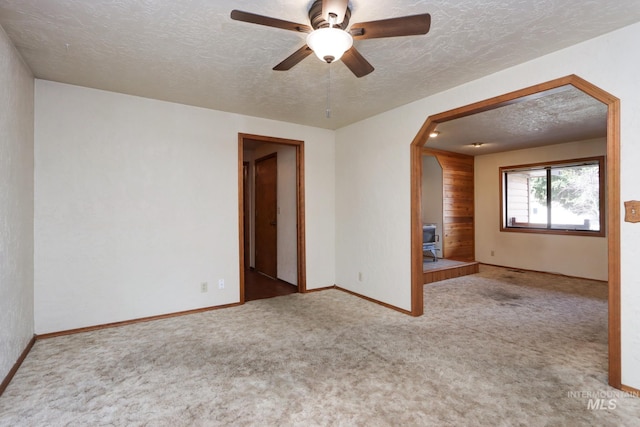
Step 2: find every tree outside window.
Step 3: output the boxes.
[501,156,605,236]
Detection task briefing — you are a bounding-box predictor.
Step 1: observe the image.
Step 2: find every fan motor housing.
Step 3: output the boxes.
[308,0,351,30]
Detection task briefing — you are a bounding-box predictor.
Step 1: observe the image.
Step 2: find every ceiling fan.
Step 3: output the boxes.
[230,0,431,78]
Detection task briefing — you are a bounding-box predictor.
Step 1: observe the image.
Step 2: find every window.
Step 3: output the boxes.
[500,156,605,236]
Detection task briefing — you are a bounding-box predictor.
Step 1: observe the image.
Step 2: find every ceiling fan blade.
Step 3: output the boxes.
[230,10,312,33]
[341,47,375,78]
[350,13,431,40]
[273,45,314,71]
[322,0,349,24]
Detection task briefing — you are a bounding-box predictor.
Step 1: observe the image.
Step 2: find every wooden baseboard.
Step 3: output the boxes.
[0,334,36,397]
[303,285,336,293]
[37,302,242,339]
[335,285,412,316]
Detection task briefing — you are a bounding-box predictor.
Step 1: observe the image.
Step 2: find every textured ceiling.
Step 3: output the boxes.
[0,0,639,130]
[427,85,608,156]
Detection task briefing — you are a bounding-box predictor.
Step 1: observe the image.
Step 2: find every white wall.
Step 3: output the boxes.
[422,155,443,256]
[335,113,413,309]
[475,139,607,280]
[335,22,640,388]
[250,143,298,285]
[34,80,335,334]
[0,26,34,381]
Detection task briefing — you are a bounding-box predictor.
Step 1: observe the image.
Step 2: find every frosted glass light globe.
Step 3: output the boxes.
[306,27,353,63]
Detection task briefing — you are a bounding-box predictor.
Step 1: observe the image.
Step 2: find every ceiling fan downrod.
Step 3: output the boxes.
[323,12,339,63]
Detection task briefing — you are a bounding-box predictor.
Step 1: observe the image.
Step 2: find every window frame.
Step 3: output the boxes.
[499,156,606,237]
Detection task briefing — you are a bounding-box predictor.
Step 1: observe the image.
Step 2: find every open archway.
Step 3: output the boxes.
[409,75,621,388]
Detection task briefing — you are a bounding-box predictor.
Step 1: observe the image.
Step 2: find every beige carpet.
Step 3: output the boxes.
[1,265,639,426]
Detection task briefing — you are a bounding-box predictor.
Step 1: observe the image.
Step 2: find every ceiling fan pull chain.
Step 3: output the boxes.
[324,9,337,116]
[326,63,332,118]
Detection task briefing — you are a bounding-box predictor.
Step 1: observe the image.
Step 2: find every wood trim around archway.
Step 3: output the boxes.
[409,74,621,388]
[238,133,307,303]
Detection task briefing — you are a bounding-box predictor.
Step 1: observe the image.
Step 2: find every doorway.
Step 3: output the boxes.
[238,133,307,302]
[409,75,621,388]
[421,150,479,283]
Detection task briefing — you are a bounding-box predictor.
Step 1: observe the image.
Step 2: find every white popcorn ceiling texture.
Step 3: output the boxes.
[430,86,608,155]
[0,0,638,131]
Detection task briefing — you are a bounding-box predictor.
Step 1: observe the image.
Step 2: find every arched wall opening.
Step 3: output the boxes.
[409,75,621,388]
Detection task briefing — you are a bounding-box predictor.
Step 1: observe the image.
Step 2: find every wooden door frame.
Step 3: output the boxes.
[238,133,306,303]
[409,75,621,388]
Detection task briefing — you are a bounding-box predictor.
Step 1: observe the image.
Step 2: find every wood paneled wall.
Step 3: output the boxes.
[422,148,475,261]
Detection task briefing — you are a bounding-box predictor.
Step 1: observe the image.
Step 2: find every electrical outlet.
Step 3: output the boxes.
[358,272,363,282]
[491,250,495,256]
[218,279,225,289]
[201,282,208,293]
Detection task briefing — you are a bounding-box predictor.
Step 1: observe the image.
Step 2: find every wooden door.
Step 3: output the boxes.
[254,153,277,278]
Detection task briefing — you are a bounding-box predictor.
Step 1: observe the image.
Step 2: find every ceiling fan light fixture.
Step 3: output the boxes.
[306,27,353,63]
